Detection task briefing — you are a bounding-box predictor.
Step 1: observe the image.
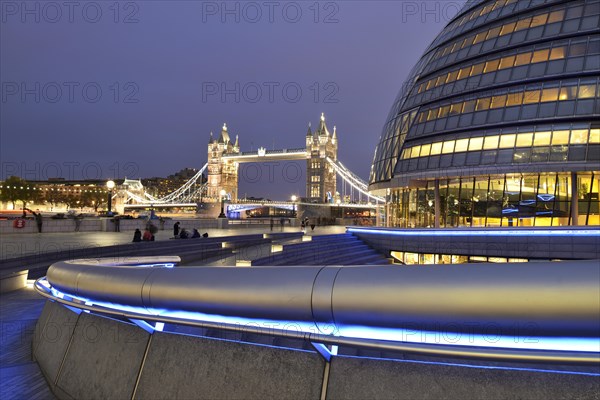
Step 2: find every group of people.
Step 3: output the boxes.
[301,217,315,233]
[132,228,155,242]
[173,221,208,239]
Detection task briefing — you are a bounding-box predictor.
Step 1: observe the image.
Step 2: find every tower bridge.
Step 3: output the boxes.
[122,113,383,211]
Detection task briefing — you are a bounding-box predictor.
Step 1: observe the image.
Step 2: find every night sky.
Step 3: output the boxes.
[1,1,463,200]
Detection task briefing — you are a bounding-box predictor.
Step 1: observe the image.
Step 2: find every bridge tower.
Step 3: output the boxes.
[306,113,337,203]
[207,124,240,200]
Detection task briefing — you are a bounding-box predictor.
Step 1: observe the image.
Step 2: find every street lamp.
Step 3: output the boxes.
[291,195,297,217]
[106,180,115,215]
[218,189,227,218]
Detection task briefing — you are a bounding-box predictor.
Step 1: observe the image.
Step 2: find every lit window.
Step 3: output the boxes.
[531,49,550,63]
[427,109,438,121]
[449,103,462,115]
[523,89,541,104]
[435,76,445,87]
[462,101,476,113]
[547,10,564,24]
[540,87,559,102]
[515,18,531,31]
[514,52,532,66]
[469,137,484,151]
[446,70,459,83]
[483,136,499,150]
[473,32,487,44]
[455,138,469,152]
[439,105,450,118]
[530,13,548,28]
[499,134,516,148]
[420,143,431,157]
[559,86,577,100]
[499,55,515,69]
[476,97,491,111]
[533,131,551,146]
[500,22,516,36]
[411,146,421,158]
[516,132,533,147]
[551,130,570,145]
[484,59,500,73]
[589,129,600,144]
[457,67,471,80]
[549,47,566,60]
[490,95,507,109]
[442,141,455,154]
[506,92,524,106]
[570,129,589,144]
[578,84,596,99]
[430,142,443,155]
[486,26,502,40]
[470,63,485,76]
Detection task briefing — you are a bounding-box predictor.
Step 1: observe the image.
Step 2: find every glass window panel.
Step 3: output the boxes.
[578,84,596,99]
[426,79,434,90]
[476,97,492,111]
[420,143,431,157]
[499,134,516,148]
[551,130,570,145]
[449,103,463,115]
[530,13,548,27]
[462,100,476,113]
[547,10,564,24]
[435,76,445,87]
[446,70,459,83]
[458,67,471,80]
[500,22,516,36]
[410,146,421,158]
[442,140,455,154]
[506,92,524,106]
[516,132,533,147]
[569,43,587,57]
[473,32,487,44]
[439,105,450,118]
[462,36,475,48]
[486,26,501,40]
[471,63,485,76]
[549,46,566,60]
[490,95,507,108]
[484,59,500,73]
[515,18,531,31]
[484,136,500,150]
[559,86,577,100]
[589,129,600,144]
[469,137,484,151]
[499,55,515,69]
[515,52,532,66]
[531,49,550,63]
[430,142,443,155]
[541,87,559,102]
[534,131,552,146]
[427,109,438,121]
[523,89,541,104]
[455,138,469,152]
[571,129,589,144]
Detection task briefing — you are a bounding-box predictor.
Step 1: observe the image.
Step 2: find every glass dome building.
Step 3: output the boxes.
[370,0,599,228]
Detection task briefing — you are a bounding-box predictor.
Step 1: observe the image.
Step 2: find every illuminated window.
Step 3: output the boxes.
[523,89,541,104]
[589,129,600,144]
[499,55,515,69]
[549,47,566,60]
[446,70,459,83]
[486,26,502,40]
[430,142,443,155]
[442,141,455,154]
[571,129,589,144]
[484,59,500,73]
[551,130,570,145]
[531,49,550,63]
[483,136,499,150]
[420,143,431,157]
[476,97,491,111]
[455,138,469,152]
[427,109,438,121]
[515,18,531,31]
[473,32,487,44]
[457,67,471,80]
[516,132,533,147]
[469,137,484,151]
[547,10,564,24]
[439,105,450,118]
[540,87,559,102]
[411,146,421,158]
[530,13,548,28]
[578,85,596,99]
[533,131,551,146]
[462,101,476,113]
[514,52,532,66]
[490,95,507,109]
[470,63,485,76]
[450,103,462,115]
[506,92,524,106]
[500,22,516,36]
[559,86,577,100]
[499,134,516,149]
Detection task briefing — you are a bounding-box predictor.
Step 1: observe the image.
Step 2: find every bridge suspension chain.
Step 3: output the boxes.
[326,158,384,203]
[142,163,209,203]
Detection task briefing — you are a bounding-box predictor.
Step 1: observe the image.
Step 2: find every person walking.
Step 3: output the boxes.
[173,221,181,237]
[30,209,43,233]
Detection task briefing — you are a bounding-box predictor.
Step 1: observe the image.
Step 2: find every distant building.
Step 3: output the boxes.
[306,113,338,203]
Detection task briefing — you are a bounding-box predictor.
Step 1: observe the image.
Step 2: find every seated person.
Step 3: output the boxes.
[202,232,209,238]
[132,228,142,242]
[191,229,201,238]
[142,229,153,241]
[179,228,189,239]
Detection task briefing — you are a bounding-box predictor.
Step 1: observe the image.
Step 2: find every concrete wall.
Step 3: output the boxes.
[33,301,600,400]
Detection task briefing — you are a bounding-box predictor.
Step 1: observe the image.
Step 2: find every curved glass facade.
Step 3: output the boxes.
[370,0,599,228]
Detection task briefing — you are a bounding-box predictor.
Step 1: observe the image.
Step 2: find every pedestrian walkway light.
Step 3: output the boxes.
[106,180,115,214]
[291,195,297,217]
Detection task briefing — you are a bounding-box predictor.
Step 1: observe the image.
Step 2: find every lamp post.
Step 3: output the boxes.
[106,180,115,215]
[291,195,297,218]
[218,189,227,218]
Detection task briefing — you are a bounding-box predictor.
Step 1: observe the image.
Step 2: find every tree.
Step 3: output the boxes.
[0,176,37,209]
[81,189,107,212]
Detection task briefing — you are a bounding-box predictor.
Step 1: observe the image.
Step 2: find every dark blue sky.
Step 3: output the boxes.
[1,1,463,199]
